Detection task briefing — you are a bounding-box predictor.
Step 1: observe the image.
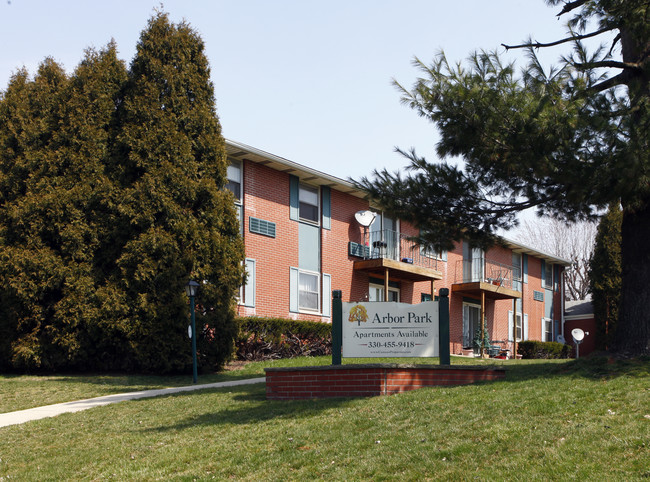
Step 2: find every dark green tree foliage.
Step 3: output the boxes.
[0,13,244,372]
[356,0,650,355]
[589,203,622,350]
[110,13,244,372]
[0,46,127,370]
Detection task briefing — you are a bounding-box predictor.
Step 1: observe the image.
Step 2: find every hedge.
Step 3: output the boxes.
[517,340,572,359]
[236,317,332,361]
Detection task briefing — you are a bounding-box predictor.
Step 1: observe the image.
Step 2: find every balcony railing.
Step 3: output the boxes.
[350,229,440,271]
[454,258,521,291]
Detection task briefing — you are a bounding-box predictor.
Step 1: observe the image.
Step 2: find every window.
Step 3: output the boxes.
[368,283,399,302]
[512,253,522,281]
[227,161,243,233]
[226,161,242,200]
[299,183,319,223]
[298,270,319,311]
[515,313,523,341]
[544,262,553,289]
[542,317,552,342]
[239,259,255,307]
[508,310,528,342]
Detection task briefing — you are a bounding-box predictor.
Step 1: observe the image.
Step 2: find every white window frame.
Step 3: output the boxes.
[298,269,320,312]
[421,244,447,261]
[239,258,256,308]
[508,310,529,342]
[512,252,522,281]
[544,262,553,289]
[227,160,242,202]
[542,317,552,342]
[298,183,320,224]
[515,313,523,341]
[227,160,243,234]
[368,282,400,302]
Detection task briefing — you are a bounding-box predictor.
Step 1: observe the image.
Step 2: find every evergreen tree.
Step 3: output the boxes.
[111,12,244,372]
[0,59,70,369]
[356,0,650,356]
[0,13,243,372]
[0,46,127,370]
[589,204,622,351]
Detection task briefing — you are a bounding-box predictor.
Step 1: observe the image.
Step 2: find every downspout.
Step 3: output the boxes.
[555,266,566,340]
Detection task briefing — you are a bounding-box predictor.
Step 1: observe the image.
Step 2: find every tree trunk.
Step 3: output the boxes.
[614,203,650,355]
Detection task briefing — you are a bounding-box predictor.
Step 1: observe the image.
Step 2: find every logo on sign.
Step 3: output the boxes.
[348,304,369,325]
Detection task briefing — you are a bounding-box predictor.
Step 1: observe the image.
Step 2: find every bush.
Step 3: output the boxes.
[517,340,572,359]
[236,317,332,361]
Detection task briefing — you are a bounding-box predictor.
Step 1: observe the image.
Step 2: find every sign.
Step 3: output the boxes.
[342,301,439,357]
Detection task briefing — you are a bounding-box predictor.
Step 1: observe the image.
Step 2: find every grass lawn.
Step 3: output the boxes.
[1,356,648,480]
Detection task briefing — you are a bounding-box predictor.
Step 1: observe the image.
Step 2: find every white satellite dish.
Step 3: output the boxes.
[354,210,376,227]
[556,334,566,344]
[571,328,585,359]
[571,328,585,343]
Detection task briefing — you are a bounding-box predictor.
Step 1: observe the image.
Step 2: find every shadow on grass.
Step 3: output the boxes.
[494,355,650,383]
[142,383,358,433]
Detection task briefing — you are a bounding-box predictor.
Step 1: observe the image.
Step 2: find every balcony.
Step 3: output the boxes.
[350,229,442,283]
[451,258,521,300]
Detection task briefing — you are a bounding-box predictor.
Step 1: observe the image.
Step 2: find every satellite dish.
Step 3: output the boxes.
[571,328,585,344]
[354,210,376,227]
[556,334,566,344]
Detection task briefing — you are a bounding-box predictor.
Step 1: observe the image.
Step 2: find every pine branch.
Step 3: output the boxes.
[557,0,589,17]
[502,27,614,51]
[589,70,633,92]
[572,60,642,71]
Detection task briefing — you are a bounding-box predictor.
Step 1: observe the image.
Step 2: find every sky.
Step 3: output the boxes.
[1,0,576,182]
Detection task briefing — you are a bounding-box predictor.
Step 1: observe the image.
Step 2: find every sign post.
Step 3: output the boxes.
[438,288,450,365]
[331,290,342,365]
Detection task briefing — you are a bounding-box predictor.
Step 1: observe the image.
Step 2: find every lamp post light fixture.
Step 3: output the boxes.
[186,280,200,384]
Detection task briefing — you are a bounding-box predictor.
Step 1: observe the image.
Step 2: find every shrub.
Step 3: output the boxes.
[236,317,331,361]
[517,340,572,359]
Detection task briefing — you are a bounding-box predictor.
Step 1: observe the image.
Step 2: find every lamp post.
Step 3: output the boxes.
[185,280,200,384]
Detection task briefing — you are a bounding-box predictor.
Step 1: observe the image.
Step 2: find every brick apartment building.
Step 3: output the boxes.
[226,139,570,356]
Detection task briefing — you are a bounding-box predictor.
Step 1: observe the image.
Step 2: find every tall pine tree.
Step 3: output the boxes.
[357,0,650,356]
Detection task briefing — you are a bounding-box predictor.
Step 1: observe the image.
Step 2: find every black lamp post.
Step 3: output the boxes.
[185,280,200,384]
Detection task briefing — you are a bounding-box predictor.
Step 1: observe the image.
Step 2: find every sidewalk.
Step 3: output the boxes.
[0,377,266,428]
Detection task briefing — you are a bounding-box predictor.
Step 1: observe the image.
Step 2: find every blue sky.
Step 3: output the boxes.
[1,1,576,181]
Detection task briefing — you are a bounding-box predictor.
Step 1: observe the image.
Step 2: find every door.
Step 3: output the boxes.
[369,213,398,260]
[463,303,480,348]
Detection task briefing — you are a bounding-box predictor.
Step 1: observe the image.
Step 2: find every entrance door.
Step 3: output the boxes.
[370,213,398,260]
[463,303,480,348]
[369,284,399,302]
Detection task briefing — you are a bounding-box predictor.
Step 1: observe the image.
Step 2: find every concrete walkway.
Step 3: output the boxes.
[0,377,266,428]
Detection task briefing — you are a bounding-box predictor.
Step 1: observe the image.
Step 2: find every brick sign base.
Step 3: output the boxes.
[265,364,505,400]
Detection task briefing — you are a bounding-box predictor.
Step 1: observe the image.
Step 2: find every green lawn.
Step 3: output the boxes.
[1,356,648,480]
[0,356,487,413]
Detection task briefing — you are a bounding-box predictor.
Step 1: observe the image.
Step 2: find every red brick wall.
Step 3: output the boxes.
[234,157,566,355]
[237,160,300,319]
[266,365,506,399]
